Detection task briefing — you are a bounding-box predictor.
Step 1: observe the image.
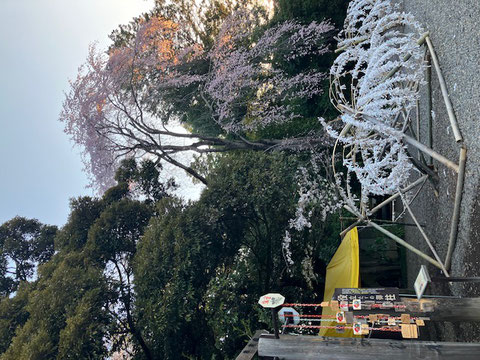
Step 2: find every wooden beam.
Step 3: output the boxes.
[235,330,268,360]
[258,334,480,359]
[401,297,480,322]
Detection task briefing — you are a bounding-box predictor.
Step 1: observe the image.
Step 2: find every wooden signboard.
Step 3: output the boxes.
[333,288,400,303]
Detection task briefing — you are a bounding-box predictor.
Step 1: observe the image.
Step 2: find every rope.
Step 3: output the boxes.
[279,314,420,321]
[283,303,406,309]
[282,324,402,332]
[279,314,335,319]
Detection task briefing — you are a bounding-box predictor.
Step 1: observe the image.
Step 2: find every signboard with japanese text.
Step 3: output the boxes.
[332,288,400,303]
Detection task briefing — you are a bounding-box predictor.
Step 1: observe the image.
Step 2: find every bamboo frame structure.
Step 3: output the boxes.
[343,205,443,269]
[399,192,450,276]
[340,175,429,238]
[334,34,466,277]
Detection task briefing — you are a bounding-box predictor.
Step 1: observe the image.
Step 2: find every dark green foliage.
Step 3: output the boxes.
[0,217,57,296]
[133,153,300,359]
[0,152,342,359]
[132,152,341,359]
[0,159,175,359]
[86,199,152,263]
[54,197,104,252]
[273,0,349,28]
[0,283,31,353]
[134,201,218,358]
[5,257,109,360]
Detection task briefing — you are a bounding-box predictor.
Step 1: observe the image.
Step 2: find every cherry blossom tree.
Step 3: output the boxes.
[61,10,334,192]
[206,9,333,132]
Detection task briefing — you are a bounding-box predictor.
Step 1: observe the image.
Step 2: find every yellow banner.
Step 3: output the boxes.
[319,227,359,337]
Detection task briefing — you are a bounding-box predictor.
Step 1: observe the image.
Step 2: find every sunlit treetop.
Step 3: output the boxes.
[61,6,334,193]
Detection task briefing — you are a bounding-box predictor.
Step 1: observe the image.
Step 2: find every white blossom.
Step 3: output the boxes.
[324,0,425,205]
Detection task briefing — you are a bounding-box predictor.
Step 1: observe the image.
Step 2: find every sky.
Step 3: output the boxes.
[0,0,155,227]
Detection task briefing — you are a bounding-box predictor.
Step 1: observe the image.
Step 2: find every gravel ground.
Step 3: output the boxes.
[395,0,480,342]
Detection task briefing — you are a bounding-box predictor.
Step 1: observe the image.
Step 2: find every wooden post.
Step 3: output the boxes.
[272,308,280,339]
[258,334,480,359]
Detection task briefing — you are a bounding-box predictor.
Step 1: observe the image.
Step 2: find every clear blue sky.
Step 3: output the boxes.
[0,0,154,226]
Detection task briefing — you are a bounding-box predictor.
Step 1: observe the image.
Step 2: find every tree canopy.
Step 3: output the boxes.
[0,151,342,359]
[0,217,57,296]
[60,4,334,192]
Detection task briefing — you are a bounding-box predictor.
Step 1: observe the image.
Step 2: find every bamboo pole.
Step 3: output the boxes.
[399,193,450,276]
[406,127,436,178]
[426,52,433,165]
[416,98,421,161]
[408,153,439,185]
[340,217,424,227]
[340,175,428,237]
[366,220,443,269]
[335,36,369,53]
[425,36,463,143]
[343,205,442,268]
[445,146,467,270]
[402,133,459,172]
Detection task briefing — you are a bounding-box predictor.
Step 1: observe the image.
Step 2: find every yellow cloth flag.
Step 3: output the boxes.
[319,227,360,337]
